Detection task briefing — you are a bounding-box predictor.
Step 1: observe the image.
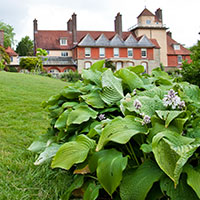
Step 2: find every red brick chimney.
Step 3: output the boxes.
[167,31,172,38]
[114,13,122,38]
[33,19,38,33]
[0,30,4,47]
[72,13,77,45]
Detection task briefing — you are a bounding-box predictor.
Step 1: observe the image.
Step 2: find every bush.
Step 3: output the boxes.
[29,61,200,199]
[61,69,81,82]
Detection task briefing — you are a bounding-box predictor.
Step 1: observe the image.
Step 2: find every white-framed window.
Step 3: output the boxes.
[114,48,119,57]
[127,48,133,57]
[178,55,182,64]
[49,69,60,74]
[141,48,147,58]
[61,51,68,57]
[10,56,13,62]
[84,62,92,69]
[85,48,91,57]
[99,48,105,57]
[60,38,67,46]
[174,44,180,50]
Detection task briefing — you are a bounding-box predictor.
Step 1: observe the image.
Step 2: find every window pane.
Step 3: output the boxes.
[99,48,105,57]
[141,48,147,58]
[85,62,91,69]
[128,48,133,57]
[60,38,67,45]
[116,62,122,70]
[61,52,68,57]
[114,48,119,57]
[178,55,182,64]
[85,48,91,57]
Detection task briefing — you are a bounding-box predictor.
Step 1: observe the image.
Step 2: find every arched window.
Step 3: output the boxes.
[116,62,123,71]
[84,62,92,69]
[127,62,135,67]
[64,69,70,73]
[48,68,60,74]
[141,62,148,74]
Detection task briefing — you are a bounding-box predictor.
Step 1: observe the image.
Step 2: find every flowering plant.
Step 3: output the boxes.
[29,61,200,200]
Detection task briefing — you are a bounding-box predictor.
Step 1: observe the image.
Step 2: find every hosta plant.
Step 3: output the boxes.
[29,60,200,200]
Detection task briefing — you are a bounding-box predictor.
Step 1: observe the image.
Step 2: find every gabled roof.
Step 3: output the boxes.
[95,34,110,46]
[110,34,124,46]
[6,46,18,56]
[167,35,191,55]
[124,34,137,46]
[137,8,155,18]
[78,33,95,46]
[138,35,154,47]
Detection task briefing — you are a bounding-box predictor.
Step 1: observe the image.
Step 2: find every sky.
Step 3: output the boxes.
[0,0,200,48]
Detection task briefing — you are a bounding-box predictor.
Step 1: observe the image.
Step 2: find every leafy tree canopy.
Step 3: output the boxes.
[16,36,33,56]
[0,46,10,64]
[0,21,15,48]
[181,40,200,87]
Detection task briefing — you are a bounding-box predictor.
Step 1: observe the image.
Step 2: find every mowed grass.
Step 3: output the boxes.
[0,72,72,200]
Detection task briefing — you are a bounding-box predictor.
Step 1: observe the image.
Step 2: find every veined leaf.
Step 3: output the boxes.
[34,143,61,165]
[127,65,144,74]
[51,135,96,170]
[94,149,127,196]
[96,116,148,151]
[100,69,124,105]
[160,175,199,200]
[81,89,105,108]
[61,86,81,99]
[62,102,79,109]
[82,69,102,86]
[184,164,200,198]
[54,109,70,129]
[118,68,144,90]
[83,182,101,200]
[42,94,61,107]
[152,131,200,186]
[120,160,163,200]
[156,110,185,128]
[67,105,98,126]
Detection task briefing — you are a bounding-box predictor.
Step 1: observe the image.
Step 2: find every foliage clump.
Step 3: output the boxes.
[29,60,200,200]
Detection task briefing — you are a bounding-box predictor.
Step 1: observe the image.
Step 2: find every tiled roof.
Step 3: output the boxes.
[167,35,191,55]
[5,46,18,56]
[137,8,155,18]
[35,30,157,49]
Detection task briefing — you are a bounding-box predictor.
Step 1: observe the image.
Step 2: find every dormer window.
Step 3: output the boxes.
[173,44,180,50]
[60,38,67,46]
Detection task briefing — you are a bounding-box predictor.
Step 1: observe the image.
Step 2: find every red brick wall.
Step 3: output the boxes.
[147,49,153,60]
[105,48,113,58]
[119,48,127,57]
[168,55,192,67]
[133,49,141,60]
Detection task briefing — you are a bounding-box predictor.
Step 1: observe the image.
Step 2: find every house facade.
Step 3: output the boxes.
[33,8,191,74]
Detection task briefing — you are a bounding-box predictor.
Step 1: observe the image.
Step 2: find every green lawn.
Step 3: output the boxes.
[0,72,72,199]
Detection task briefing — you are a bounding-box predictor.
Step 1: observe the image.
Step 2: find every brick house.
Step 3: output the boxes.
[33,8,191,74]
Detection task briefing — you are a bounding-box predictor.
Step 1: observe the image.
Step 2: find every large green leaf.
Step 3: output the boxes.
[152,131,200,186]
[82,69,102,86]
[160,175,199,200]
[61,86,81,99]
[34,143,61,165]
[100,69,124,105]
[156,110,185,128]
[90,60,105,72]
[118,68,144,90]
[67,105,98,126]
[94,149,127,197]
[83,182,101,200]
[54,109,70,129]
[81,89,105,108]
[184,164,200,198]
[96,116,148,151]
[61,175,84,200]
[42,94,61,107]
[120,160,163,200]
[51,135,96,170]
[127,65,144,74]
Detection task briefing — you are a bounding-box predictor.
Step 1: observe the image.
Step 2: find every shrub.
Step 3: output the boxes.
[61,70,81,82]
[29,61,200,200]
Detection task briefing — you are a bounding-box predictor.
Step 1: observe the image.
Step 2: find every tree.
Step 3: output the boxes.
[16,36,33,56]
[181,40,200,87]
[0,21,15,48]
[0,46,10,71]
